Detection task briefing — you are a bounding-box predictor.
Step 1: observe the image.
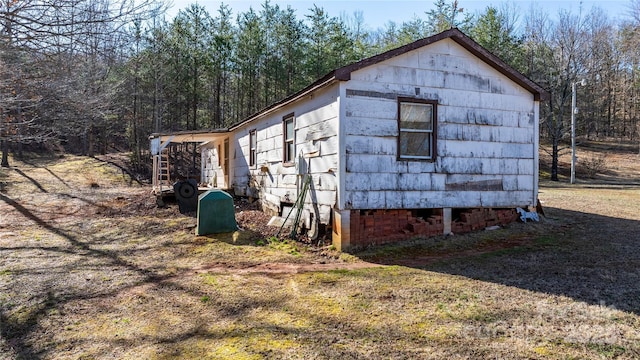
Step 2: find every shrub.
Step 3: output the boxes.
[581,154,608,178]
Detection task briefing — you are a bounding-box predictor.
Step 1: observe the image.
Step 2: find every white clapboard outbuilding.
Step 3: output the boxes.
[150,28,548,251]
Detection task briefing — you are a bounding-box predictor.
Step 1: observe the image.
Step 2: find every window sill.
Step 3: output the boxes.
[282,162,295,168]
[399,157,436,162]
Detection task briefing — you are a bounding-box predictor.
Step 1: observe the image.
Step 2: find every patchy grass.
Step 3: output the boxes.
[0,151,639,359]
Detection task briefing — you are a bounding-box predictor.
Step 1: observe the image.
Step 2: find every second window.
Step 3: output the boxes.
[283,114,295,163]
[398,98,437,161]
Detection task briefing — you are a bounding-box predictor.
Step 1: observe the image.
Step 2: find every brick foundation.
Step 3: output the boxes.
[345,207,519,249]
[451,208,519,234]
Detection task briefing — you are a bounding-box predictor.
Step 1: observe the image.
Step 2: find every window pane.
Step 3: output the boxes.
[285,119,294,139]
[250,131,256,148]
[400,131,431,157]
[286,143,295,161]
[400,103,432,130]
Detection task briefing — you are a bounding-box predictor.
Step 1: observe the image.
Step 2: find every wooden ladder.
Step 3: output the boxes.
[158,149,170,186]
[153,149,170,193]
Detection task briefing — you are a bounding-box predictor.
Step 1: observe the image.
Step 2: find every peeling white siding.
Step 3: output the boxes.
[342,38,538,210]
[232,85,340,225]
[201,143,227,188]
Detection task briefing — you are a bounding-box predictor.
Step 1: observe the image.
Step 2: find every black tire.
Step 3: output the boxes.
[178,181,196,199]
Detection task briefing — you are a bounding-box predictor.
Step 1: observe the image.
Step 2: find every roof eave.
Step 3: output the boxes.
[447,32,549,101]
[333,27,549,102]
[228,74,339,131]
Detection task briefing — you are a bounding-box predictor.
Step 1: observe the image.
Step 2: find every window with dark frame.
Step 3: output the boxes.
[249,130,257,167]
[398,97,437,160]
[283,114,295,163]
[223,138,229,174]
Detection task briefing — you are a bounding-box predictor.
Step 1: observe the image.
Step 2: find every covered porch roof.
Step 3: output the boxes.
[149,128,229,144]
[149,129,229,155]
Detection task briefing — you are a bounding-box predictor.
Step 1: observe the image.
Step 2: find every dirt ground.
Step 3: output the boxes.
[1,145,639,359]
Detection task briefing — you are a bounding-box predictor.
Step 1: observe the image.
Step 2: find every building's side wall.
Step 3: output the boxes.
[231,84,340,225]
[341,38,538,211]
[201,137,231,189]
[201,145,221,187]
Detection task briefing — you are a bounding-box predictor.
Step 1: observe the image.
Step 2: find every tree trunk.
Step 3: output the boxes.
[551,139,559,181]
[88,124,95,157]
[1,140,9,167]
[215,75,221,127]
[637,123,640,155]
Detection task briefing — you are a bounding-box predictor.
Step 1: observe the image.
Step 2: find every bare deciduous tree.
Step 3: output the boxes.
[0,0,164,166]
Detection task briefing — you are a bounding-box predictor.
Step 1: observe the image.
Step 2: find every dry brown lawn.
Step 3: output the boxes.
[0,145,639,359]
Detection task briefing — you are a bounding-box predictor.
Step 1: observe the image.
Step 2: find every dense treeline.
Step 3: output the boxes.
[1,0,639,180]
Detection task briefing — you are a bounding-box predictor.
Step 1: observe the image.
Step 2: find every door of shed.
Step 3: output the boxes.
[196,189,238,235]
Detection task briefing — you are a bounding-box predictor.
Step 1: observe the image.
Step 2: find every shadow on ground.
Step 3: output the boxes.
[360,206,640,315]
[0,192,207,359]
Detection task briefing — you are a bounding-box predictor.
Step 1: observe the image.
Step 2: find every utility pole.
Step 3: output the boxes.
[571,79,586,184]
